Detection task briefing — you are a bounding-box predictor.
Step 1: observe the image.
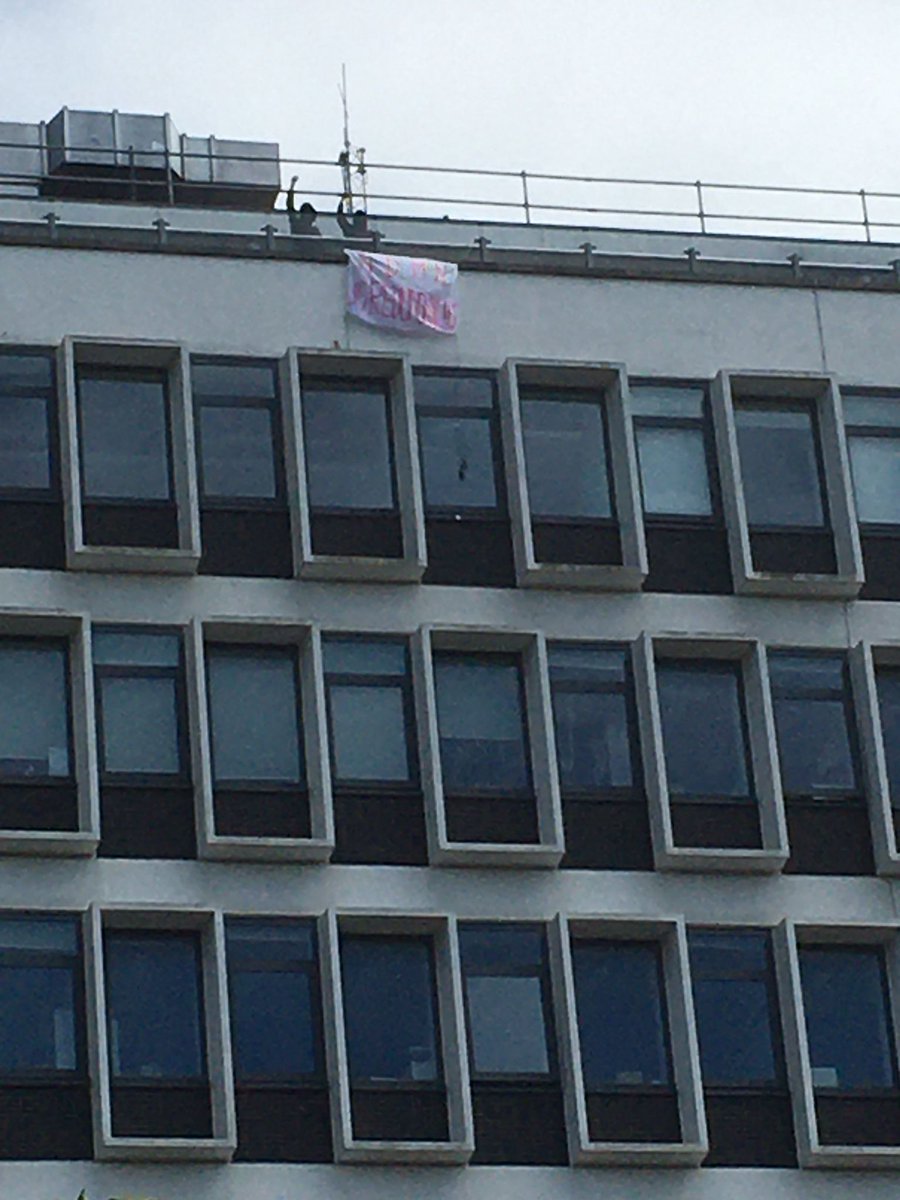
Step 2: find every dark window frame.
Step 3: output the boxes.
[192,356,286,511]
[75,363,176,507]
[0,635,75,788]
[459,922,558,1085]
[842,386,900,533]
[413,367,508,519]
[0,346,60,502]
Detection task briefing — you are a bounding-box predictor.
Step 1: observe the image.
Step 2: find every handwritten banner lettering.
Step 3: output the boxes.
[345,250,459,335]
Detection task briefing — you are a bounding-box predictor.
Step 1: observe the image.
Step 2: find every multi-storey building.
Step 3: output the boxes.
[3,106,900,1198]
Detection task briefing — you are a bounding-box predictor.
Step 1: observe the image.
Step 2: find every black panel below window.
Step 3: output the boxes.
[83,502,179,549]
[0,501,65,570]
[0,783,78,831]
[860,533,900,601]
[350,1087,448,1142]
[561,799,653,871]
[749,530,837,576]
[471,1084,568,1165]
[585,1090,681,1143]
[703,1091,796,1167]
[644,524,733,595]
[816,1094,900,1146]
[785,801,874,876]
[0,1083,92,1160]
[444,795,540,845]
[671,801,763,850]
[332,790,427,865]
[310,512,403,559]
[423,517,515,587]
[531,520,622,567]
[213,789,311,840]
[99,784,196,859]
[111,1083,212,1138]
[200,509,293,578]
[234,1085,332,1162]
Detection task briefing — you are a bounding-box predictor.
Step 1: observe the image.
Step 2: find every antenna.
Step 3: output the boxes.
[337,64,367,215]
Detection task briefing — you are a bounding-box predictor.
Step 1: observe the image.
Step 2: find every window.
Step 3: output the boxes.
[226,919,331,1162]
[324,637,425,865]
[548,643,650,871]
[193,359,291,579]
[521,389,613,521]
[769,652,869,875]
[688,929,795,1167]
[104,930,211,1138]
[656,659,760,849]
[844,394,900,527]
[876,666,900,846]
[459,922,566,1165]
[0,352,55,496]
[93,628,193,859]
[205,644,308,839]
[632,385,713,518]
[0,915,91,1160]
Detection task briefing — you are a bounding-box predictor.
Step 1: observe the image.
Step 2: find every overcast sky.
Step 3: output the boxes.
[3,0,900,230]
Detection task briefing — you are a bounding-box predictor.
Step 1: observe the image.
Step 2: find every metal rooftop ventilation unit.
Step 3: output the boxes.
[0,107,281,210]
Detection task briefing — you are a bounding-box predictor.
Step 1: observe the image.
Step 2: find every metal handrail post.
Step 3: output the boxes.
[521,170,531,224]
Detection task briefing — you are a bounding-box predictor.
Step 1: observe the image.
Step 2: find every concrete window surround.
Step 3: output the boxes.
[850,641,900,876]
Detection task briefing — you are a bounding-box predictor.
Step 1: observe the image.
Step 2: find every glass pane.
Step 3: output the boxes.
[93,630,179,667]
[769,657,859,797]
[100,675,180,774]
[877,668,900,809]
[552,690,632,790]
[573,941,671,1088]
[657,663,752,799]
[231,970,317,1079]
[0,963,77,1072]
[0,394,50,490]
[521,396,612,518]
[843,395,900,428]
[0,643,69,778]
[0,353,52,391]
[342,938,439,1083]
[459,924,545,971]
[800,948,896,1090]
[415,374,494,410]
[0,917,77,954]
[303,386,394,510]
[769,653,845,693]
[226,920,315,967]
[419,413,497,509]
[735,405,825,528]
[548,645,627,687]
[637,426,712,516]
[105,934,205,1080]
[330,685,410,782]
[848,435,900,525]
[192,363,275,398]
[323,639,406,677]
[689,931,779,1086]
[79,373,172,501]
[630,385,705,418]
[207,650,303,783]
[199,405,277,500]
[466,976,549,1075]
[434,657,530,792]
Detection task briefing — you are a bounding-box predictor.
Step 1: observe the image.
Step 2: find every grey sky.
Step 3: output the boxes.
[2,0,900,227]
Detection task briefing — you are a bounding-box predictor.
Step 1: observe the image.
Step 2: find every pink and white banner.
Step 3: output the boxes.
[345,250,459,335]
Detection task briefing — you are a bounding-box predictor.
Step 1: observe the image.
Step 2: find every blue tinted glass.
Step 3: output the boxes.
[93,630,179,667]
[415,375,494,410]
[573,941,671,1088]
[0,394,50,490]
[877,669,900,809]
[192,363,276,399]
[0,917,80,1076]
[657,663,752,799]
[548,646,627,687]
[637,426,712,516]
[800,948,897,1090]
[79,372,172,501]
[848,436,900,525]
[323,639,407,677]
[419,414,497,509]
[231,971,317,1079]
[303,386,394,510]
[735,405,825,528]
[329,684,410,782]
[552,690,632,790]
[226,921,315,966]
[434,656,530,793]
[105,933,205,1080]
[770,656,858,796]
[207,648,304,783]
[199,405,277,500]
[0,353,53,391]
[459,925,545,971]
[522,395,612,519]
[100,675,180,775]
[843,395,900,428]
[0,642,70,778]
[630,385,705,418]
[689,931,779,1086]
[342,937,439,1083]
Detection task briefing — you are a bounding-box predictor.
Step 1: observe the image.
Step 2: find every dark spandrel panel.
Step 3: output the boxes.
[585,1090,681,1144]
[816,1094,900,1146]
[79,373,172,501]
[0,1084,93,1160]
[350,1087,448,1142]
[531,520,622,566]
[309,512,403,559]
[111,1083,212,1138]
[785,800,874,876]
[471,1085,568,1165]
[0,642,69,781]
[749,529,837,575]
[199,405,278,500]
[552,690,632,792]
[657,663,752,800]
[341,937,439,1085]
[434,657,530,794]
[100,675,180,776]
[105,933,206,1081]
[703,1093,797,1167]
[521,396,612,519]
[877,668,900,806]
[192,362,276,399]
[444,795,540,845]
[0,964,77,1073]
[235,1086,332,1162]
[329,684,411,784]
[861,534,900,600]
[572,941,671,1090]
[0,501,65,570]
[423,517,516,587]
[849,435,900,525]
[213,788,311,839]
[207,649,304,785]
[643,524,733,595]
[415,374,494,410]
[637,426,712,517]
[0,353,53,392]
[303,386,395,511]
[231,970,318,1080]
[0,783,78,831]
[561,799,654,871]
[735,404,825,528]
[99,785,196,860]
[82,501,180,549]
[419,413,497,510]
[670,801,762,849]
[0,395,51,490]
[800,947,897,1091]
[199,509,293,579]
[331,790,428,866]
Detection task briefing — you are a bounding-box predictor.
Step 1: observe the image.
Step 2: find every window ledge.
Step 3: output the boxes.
[199,834,333,863]
[517,560,645,592]
[335,1137,473,1166]
[737,569,862,599]
[655,845,788,874]
[0,829,98,856]
[431,839,564,869]
[299,554,425,584]
[572,1139,707,1168]
[95,1134,235,1163]
[68,543,200,575]
[800,1142,900,1170]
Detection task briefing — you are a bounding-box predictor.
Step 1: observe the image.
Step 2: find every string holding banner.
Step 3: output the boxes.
[345,250,459,335]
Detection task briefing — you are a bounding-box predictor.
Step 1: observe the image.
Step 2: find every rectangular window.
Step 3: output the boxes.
[632,385,713,519]
[93,628,194,860]
[843,393,900,600]
[656,660,761,850]
[876,666,900,848]
[571,939,680,1144]
[324,637,425,866]
[0,915,91,1160]
[769,652,870,875]
[226,919,331,1162]
[104,929,211,1138]
[193,359,291,579]
[205,644,309,839]
[459,922,566,1165]
[340,933,447,1142]
[548,644,650,871]
[414,371,515,587]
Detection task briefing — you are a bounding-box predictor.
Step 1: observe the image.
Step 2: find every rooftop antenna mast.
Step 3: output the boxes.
[338,64,367,214]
